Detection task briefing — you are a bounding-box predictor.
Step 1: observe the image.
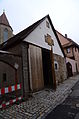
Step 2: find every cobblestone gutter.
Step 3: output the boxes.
[0,75,79,119]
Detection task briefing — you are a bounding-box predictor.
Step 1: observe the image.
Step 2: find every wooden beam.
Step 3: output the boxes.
[45,34,56,90]
[50,46,56,90]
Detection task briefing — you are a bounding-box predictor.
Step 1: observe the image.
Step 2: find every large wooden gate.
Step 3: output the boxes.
[28,44,44,91]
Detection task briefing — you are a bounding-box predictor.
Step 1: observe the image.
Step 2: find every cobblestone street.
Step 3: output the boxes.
[0,75,79,119]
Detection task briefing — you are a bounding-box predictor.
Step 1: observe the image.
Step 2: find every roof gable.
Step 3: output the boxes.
[0,15,65,57]
[57,31,79,48]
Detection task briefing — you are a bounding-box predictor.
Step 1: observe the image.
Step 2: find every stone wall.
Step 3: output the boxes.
[0,53,22,85]
[21,42,30,97]
[5,42,30,97]
[0,53,22,97]
[0,61,15,88]
[6,42,29,97]
[54,54,67,85]
[7,43,22,56]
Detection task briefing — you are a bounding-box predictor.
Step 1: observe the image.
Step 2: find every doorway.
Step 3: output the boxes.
[66,62,73,77]
[42,48,53,88]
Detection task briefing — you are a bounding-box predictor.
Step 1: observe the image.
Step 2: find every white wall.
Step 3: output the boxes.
[24,18,64,57]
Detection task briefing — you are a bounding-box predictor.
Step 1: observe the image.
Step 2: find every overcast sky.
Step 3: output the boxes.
[0,0,79,44]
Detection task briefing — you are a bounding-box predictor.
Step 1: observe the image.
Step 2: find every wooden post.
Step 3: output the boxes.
[14,63,19,84]
[15,69,18,97]
[51,46,56,90]
[14,63,19,97]
[45,34,56,90]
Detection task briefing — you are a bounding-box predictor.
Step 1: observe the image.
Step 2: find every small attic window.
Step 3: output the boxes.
[46,21,50,28]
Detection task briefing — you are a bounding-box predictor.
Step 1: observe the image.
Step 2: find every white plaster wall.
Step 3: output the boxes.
[24,18,64,57]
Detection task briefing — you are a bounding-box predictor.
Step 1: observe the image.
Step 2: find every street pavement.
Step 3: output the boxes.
[45,75,79,119]
[0,75,79,119]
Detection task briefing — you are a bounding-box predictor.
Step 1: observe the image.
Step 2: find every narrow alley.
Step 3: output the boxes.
[45,75,79,119]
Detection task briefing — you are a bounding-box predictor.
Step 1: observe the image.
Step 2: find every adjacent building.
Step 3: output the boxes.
[57,31,79,77]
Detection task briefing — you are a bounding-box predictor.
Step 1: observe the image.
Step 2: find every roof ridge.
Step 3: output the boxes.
[56,30,67,39]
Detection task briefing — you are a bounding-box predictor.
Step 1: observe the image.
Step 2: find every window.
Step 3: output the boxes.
[3,28,8,42]
[54,61,58,71]
[66,48,70,53]
[55,63,57,70]
[46,21,50,28]
[75,47,78,52]
[3,73,7,82]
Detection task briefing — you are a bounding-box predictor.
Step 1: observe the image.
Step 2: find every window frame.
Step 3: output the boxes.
[3,28,8,42]
[66,48,70,53]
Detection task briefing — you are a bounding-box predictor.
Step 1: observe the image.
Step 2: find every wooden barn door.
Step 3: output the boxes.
[28,45,44,91]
